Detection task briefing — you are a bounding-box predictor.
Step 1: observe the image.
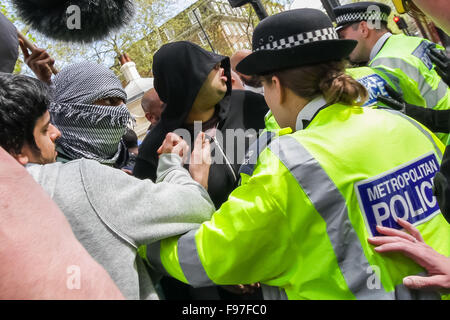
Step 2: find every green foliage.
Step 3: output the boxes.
[102,0,180,81]
[124,0,288,76]
[2,1,85,75]
[4,0,291,79]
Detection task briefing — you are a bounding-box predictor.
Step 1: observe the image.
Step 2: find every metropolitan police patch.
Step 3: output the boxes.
[355,152,441,237]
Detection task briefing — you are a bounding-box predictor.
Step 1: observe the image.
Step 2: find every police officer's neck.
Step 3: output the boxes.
[366,29,390,58]
[281,91,309,131]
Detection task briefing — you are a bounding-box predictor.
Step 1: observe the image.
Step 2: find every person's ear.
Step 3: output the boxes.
[12,151,30,166]
[360,21,370,38]
[148,114,161,126]
[145,112,152,123]
[14,143,37,166]
[272,75,286,105]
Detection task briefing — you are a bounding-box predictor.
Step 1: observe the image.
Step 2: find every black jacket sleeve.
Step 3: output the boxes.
[133,153,158,181]
[242,91,268,131]
[133,127,167,181]
[405,106,450,133]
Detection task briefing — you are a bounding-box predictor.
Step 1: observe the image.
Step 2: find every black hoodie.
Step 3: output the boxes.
[134,41,268,208]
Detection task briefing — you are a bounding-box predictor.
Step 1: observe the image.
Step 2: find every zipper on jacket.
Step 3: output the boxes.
[210,135,238,183]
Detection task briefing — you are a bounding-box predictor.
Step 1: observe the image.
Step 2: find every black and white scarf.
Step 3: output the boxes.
[49,62,133,165]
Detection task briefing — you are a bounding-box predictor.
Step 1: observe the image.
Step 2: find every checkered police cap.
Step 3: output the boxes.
[333,1,392,29]
[335,11,390,26]
[255,27,339,52]
[236,8,357,76]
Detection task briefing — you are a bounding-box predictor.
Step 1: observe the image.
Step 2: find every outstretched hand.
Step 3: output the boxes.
[368,218,450,292]
[19,39,56,85]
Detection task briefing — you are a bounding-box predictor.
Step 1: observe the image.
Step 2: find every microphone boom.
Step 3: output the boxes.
[11,0,135,42]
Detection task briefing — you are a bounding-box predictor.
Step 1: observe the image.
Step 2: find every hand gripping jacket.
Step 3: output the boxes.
[370,33,450,143]
[147,103,450,300]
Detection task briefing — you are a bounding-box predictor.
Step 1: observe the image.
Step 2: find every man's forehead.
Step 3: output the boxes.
[37,110,51,125]
[142,89,163,109]
[144,89,160,103]
[231,50,251,68]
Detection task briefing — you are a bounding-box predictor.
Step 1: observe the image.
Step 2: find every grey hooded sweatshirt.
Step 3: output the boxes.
[26,154,215,299]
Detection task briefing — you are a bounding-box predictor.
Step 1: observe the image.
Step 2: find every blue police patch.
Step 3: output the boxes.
[357,74,389,107]
[355,152,440,237]
[412,41,433,70]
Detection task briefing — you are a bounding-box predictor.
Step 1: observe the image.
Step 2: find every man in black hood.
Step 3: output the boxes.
[0,12,19,73]
[134,41,268,209]
[134,41,267,300]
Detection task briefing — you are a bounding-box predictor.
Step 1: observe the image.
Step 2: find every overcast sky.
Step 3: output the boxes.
[289,0,324,10]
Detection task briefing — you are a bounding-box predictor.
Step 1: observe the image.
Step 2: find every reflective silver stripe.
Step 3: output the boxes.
[373,67,404,97]
[177,229,215,287]
[434,79,450,107]
[261,284,288,300]
[383,109,443,160]
[146,241,170,277]
[370,57,448,109]
[269,136,394,299]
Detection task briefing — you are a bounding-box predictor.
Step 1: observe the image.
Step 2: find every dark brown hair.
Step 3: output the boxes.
[262,60,368,106]
[0,73,49,155]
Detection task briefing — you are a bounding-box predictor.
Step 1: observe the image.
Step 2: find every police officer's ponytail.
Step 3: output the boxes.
[264,60,368,106]
[319,62,368,106]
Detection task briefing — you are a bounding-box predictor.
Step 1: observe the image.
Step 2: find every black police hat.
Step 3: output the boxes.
[333,1,392,31]
[236,8,357,76]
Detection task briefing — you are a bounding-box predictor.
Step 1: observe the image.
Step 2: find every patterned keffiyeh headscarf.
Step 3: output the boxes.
[49,62,133,165]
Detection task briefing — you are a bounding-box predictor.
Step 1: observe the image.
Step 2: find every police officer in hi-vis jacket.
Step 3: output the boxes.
[334,1,450,144]
[146,8,450,300]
